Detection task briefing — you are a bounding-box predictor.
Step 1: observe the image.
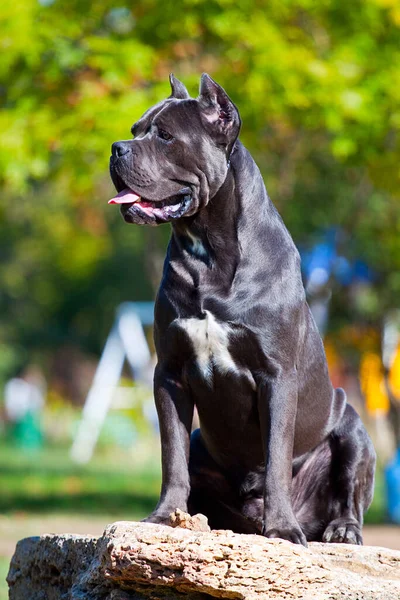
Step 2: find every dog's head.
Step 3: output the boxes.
[109,74,241,225]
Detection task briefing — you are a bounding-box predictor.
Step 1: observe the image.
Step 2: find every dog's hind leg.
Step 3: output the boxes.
[292,402,376,544]
[322,402,376,544]
[291,440,332,541]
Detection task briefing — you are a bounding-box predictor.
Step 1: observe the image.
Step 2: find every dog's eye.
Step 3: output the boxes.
[158,129,173,142]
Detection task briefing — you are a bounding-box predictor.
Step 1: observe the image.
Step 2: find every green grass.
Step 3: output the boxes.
[0,558,8,600]
[365,464,387,524]
[0,438,161,518]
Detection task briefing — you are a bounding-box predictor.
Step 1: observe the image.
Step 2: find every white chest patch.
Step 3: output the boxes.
[177,311,256,389]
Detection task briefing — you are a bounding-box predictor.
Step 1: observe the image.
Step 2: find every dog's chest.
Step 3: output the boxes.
[175,310,255,389]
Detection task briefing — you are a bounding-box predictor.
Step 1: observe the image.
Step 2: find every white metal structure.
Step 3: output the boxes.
[70,302,154,464]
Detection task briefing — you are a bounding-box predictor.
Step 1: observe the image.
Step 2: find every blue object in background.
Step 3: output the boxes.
[300,227,375,288]
[386,448,400,524]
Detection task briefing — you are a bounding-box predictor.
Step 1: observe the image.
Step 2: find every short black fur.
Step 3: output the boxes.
[109,74,376,545]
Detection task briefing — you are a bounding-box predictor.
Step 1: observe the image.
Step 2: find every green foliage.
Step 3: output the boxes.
[1,0,400,375]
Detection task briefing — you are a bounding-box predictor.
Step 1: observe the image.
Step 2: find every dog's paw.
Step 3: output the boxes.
[141,511,173,526]
[322,518,363,545]
[262,521,308,547]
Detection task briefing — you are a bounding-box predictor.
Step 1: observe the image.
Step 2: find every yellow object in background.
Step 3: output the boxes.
[360,352,390,415]
[389,345,400,400]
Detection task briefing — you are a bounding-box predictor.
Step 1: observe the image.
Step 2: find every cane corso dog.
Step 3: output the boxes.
[109,74,376,545]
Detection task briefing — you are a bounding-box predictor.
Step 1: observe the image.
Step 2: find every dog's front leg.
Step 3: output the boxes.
[258,369,307,546]
[143,364,194,524]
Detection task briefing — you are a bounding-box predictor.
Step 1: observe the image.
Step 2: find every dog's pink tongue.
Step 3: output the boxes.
[108,188,141,204]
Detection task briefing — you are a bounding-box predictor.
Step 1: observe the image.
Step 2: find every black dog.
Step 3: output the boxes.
[109,74,376,546]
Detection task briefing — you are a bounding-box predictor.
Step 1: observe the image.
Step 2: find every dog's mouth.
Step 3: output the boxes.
[108,187,193,225]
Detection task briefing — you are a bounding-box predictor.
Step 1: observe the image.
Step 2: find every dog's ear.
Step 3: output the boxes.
[198,73,241,154]
[169,73,190,99]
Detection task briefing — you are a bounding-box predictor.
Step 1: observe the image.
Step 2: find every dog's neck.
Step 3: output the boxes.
[171,141,288,283]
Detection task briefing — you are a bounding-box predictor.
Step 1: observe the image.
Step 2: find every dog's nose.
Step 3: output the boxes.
[112,141,131,158]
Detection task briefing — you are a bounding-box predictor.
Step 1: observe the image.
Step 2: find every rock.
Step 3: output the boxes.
[168,508,211,532]
[7,534,98,600]
[7,513,400,599]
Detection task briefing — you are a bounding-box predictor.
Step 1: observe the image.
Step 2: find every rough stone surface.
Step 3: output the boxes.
[168,508,211,532]
[7,513,400,600]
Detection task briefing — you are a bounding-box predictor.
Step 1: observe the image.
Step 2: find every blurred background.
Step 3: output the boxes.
[1,0,400,595]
